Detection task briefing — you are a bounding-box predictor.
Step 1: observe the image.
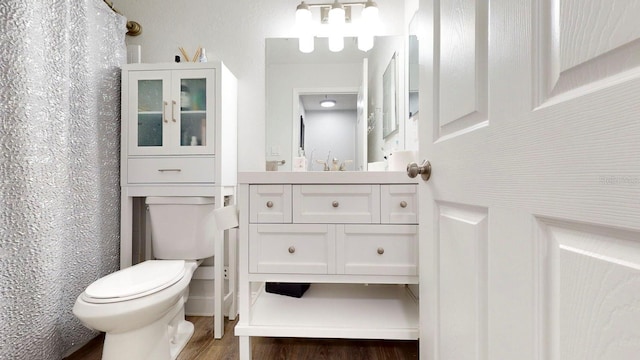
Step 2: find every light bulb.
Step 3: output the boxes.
[296,2,313,53]
[362,1,379,24]
[296,2,312,28]
[299,35,314,53]
[357,34,374,51]
[328,1,345,25]
[329,35,344,52]
[328,1,345,52]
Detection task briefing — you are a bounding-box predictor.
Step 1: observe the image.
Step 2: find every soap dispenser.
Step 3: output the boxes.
[293,147,307,172]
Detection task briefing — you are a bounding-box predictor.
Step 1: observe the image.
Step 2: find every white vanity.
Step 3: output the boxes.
[235,171,419,359]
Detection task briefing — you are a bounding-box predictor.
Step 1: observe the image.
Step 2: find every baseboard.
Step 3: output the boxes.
[185,295,214,316]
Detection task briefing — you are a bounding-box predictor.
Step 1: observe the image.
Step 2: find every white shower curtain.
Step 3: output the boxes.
[0,0,125,358]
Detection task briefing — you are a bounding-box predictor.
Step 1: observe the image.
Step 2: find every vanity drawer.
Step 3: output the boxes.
[337,225,418,276]
[293,185,381,224]
[381,185,418,224]
[249,224,335,274]
[127,157,215,184]
[249,185,292,223]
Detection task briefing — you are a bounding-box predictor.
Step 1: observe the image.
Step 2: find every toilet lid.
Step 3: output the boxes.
[83,260,186,303]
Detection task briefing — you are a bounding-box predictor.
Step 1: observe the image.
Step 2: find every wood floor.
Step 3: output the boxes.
[65,316,418,360]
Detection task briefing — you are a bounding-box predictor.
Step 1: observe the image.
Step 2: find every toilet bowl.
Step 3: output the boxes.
[73,196,217,360]
[73,260,199,360]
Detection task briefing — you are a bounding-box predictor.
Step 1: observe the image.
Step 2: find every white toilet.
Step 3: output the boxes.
[73,196,216,360]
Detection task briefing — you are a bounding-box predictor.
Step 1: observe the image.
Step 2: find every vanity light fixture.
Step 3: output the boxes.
[294,1,379,53]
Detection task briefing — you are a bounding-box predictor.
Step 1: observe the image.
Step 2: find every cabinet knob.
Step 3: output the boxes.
[400,200,408,208]
[377,247,385,255]
[266,201,274,208]
[288,246,296,254]
[332,201,339,208]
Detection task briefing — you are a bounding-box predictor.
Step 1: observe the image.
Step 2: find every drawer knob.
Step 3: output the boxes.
[400,200,408,208]
[288,246,296,254]
[332,201,339,208]
[377,247,385,255]
[266,201,274,208]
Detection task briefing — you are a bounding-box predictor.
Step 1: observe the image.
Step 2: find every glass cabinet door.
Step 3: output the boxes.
[172,69,215,155]
[179,78,207,147]
[138,79,164,147]
[128,71,171,155]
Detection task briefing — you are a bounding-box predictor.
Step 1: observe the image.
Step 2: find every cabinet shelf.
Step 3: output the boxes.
[235,283,418,340]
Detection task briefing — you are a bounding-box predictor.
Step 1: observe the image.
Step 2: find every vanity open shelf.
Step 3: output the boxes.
[238,283,418,339]
[236,172,419,360]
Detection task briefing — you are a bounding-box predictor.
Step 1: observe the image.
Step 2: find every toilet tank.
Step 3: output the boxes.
[145,197,216,260]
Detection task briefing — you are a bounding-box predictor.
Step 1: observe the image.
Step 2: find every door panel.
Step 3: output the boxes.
[535,0,640,105]
[539,219,640,360]
[438,203,488,360]
[438,0,488,139]
[418,0,640,359]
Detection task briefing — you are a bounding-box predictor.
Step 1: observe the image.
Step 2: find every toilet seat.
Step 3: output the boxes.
[82,260,186,304]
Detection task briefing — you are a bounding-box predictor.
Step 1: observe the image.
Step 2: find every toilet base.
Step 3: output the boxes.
[101,297,193,360]
[169,319,195,359]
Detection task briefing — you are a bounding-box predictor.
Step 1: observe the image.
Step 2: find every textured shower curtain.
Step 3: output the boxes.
[0,1,125,359]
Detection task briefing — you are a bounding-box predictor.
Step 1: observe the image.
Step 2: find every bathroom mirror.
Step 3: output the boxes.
[265,36,406,171]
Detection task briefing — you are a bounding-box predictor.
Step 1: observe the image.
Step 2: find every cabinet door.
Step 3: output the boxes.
[336,224,418,276]
[249,224,335,274]
[293,185,381,223]
[128,70,172,155]
[249,184,292,223]
[381,184,418,224]
[171,69,215,155]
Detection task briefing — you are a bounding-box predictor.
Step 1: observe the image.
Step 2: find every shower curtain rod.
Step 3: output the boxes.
[103,0,142,36]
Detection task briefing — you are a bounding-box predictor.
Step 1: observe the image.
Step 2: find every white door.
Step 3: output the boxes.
[417,0,640,359]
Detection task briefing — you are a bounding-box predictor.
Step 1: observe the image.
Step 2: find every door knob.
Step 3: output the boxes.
[407,160,432,181]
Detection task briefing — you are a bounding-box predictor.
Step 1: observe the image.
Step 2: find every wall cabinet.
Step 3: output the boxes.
[120,62,238,339]
[236,172,419,360]
[121,62,237,186]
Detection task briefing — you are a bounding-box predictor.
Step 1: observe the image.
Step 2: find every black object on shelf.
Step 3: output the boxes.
[265,282,310,298]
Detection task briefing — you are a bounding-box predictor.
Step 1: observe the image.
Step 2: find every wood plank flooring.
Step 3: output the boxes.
[64,316,418,359]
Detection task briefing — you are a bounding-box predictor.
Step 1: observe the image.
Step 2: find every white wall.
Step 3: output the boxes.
[305,110,357,171]
[116,0,407,171]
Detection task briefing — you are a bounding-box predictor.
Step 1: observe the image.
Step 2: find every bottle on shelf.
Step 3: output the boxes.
[180,85,191,110]
[198,48,208,63]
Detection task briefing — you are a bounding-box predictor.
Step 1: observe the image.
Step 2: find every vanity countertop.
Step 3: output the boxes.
[238,171,418,185]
